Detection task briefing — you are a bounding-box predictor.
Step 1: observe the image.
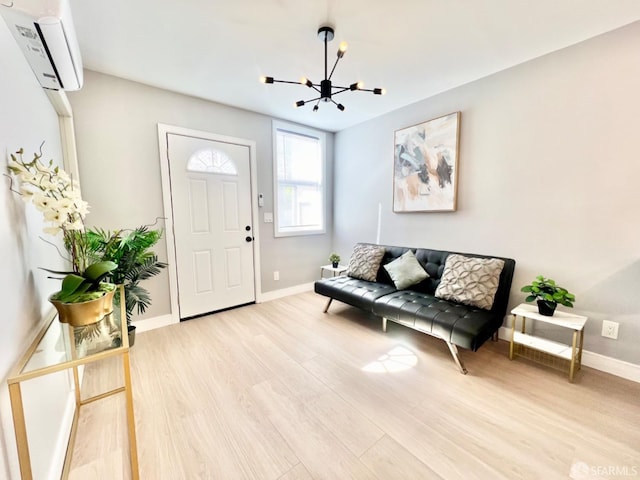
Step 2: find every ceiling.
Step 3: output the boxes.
[68,0,640,132]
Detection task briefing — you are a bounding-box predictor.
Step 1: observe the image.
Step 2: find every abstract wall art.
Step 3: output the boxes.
[393,112,460,212]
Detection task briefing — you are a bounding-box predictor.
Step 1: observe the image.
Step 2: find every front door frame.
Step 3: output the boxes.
[157,123,262,324]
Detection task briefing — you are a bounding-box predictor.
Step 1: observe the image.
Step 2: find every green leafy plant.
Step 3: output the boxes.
[47,261,117,303]
[328,252,341,264]
[85,225,167,325]
[521,275,575,308]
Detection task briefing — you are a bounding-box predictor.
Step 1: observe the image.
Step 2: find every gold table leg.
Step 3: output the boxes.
[577,328,585,370]
[509,315,516,360]
[122,351,140,479]
[569,329,578,383]
[9,382,33,480]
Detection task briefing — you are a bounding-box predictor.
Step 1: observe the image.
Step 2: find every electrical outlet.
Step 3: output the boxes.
[273,271,279,281]
[601,320,619,340]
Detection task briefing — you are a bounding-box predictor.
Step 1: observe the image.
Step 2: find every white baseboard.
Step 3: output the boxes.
[498,326,640,383]
[132,314,177,333]
[257,282,315,303]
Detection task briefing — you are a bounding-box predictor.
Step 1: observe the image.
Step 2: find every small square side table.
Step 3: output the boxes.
[320,264,348,278]
[510,303,587,382]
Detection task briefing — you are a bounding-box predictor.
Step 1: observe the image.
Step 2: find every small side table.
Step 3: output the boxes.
[320,264,348,279]
[510,303,587,382]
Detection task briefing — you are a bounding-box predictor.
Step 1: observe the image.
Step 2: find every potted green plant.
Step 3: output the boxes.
[47,261,118,326]
[329,252,341,268]
[520,275,575,316]
[85,225,167,346]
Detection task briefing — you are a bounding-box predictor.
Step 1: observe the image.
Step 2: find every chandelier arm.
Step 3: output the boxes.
[302,95,323,103]
[330,88,351,97]
[271,79,307,86]
[328,57,341,81]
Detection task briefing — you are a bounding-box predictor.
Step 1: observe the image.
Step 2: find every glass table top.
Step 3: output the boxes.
[10,307,129,382]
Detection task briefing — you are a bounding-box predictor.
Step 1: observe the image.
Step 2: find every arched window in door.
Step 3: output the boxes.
[187,148,238,175]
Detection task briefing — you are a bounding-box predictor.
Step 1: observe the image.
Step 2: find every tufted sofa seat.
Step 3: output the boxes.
[314,244,515,374]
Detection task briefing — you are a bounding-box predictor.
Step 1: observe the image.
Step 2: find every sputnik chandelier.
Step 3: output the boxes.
[259,25,385,112]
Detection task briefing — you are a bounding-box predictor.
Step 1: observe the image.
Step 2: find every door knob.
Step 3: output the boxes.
[245,236,253,242]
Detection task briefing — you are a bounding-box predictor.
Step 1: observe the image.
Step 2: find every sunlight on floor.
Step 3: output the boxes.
[362,345,418,373]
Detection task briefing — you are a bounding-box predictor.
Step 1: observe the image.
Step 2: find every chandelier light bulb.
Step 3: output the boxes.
[337,41,348,58]
[295,100,305,108]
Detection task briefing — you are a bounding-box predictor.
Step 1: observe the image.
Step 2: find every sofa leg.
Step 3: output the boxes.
[323,298,333,313]
[492,331,499,342]
[382,317,387,332]
[446,341,468,375]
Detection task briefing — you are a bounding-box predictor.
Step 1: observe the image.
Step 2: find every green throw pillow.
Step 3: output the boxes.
[383,250,429,290]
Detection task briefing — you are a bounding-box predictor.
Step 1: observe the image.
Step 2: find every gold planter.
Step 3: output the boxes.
[102,287,116,316]
[49,291,115,327]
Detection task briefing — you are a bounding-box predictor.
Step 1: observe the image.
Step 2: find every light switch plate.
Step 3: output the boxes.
[264,212,273,223]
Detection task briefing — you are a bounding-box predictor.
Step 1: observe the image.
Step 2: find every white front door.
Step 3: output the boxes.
[167,133,256,318]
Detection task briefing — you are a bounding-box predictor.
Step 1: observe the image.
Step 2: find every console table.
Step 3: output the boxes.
[7,284,139,479]
[510,303,587,382]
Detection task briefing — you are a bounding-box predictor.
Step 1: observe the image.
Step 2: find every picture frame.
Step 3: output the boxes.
[393,112,460,212]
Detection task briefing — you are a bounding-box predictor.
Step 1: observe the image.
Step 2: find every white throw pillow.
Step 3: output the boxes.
[435,254,505,310]
[347,244,385,282]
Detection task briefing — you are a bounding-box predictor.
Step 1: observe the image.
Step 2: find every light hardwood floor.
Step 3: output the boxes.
[69,292,640,479]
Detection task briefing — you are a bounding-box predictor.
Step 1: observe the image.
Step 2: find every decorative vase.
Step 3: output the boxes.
[49,292,114,327]
[537,300,557,316]
[332,261,339,268]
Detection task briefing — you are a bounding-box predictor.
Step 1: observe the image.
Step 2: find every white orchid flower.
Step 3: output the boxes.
[66,219,85,231]
[32,194,53,212]
[75,200,90,217]
[43,226,62,235]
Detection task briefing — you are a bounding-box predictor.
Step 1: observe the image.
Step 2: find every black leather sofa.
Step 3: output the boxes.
[314,244,516,374]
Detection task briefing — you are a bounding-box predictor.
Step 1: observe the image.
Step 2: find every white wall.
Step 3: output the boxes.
[0,18,73,480]
[67,71,334,321]
[333,22,640,365]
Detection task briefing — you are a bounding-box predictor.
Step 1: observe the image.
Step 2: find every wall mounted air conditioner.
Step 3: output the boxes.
[1,0,83,90]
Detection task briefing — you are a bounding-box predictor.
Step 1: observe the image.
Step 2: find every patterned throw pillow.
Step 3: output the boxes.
[347,244,385,282]
[434,254,505,310]
[383,250,429,290]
